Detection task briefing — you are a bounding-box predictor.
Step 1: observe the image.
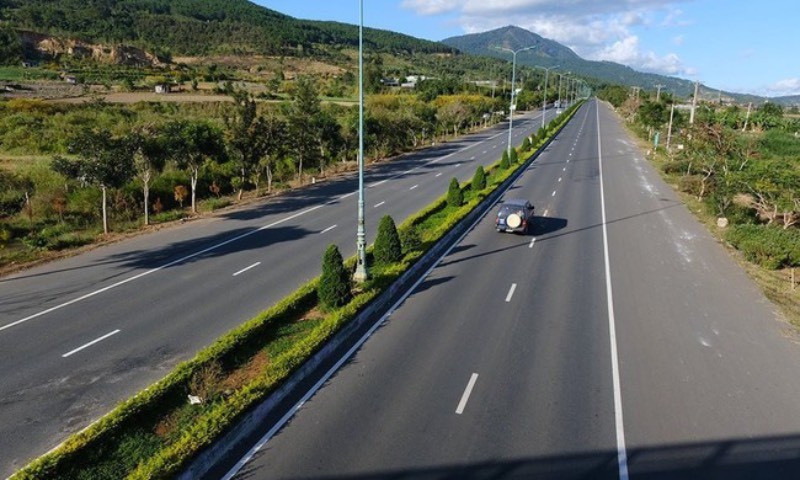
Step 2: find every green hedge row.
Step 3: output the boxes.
[725,224,800,270]
[12,101,584,480]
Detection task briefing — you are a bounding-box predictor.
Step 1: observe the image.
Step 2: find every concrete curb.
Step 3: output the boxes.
[179,107,576,480]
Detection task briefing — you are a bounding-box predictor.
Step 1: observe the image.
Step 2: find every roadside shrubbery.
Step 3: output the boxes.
[725,224,800,270]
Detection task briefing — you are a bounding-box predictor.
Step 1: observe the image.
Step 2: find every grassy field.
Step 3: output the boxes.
[0,66,60,82]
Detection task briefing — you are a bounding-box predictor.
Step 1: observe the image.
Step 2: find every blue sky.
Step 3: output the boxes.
[256,1,799,98]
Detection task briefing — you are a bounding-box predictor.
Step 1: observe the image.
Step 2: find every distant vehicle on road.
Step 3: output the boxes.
[495,199,534,234]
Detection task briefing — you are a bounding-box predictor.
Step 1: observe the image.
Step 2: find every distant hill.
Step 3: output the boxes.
[443,26,775,104]
[0,0,455,58]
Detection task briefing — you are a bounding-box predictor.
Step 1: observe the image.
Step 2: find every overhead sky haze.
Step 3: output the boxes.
[257,0,799,98]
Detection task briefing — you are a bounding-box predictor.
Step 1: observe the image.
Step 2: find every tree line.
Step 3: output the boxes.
[0,78,505,262]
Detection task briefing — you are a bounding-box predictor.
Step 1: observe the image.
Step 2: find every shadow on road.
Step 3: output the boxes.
[234,433,800,480]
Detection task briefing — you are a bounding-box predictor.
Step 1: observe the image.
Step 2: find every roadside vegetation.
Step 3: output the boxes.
[598,85,800,325]
[10,102,582,480]
[0,82,512,270]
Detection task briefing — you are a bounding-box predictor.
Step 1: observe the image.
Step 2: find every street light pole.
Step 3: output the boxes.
[540,65,558,129]
[354,0,368,282]
[493,45,535,160]
[557,73,563,110]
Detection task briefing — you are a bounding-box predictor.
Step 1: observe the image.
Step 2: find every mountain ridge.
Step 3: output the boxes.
[443,25,774,104]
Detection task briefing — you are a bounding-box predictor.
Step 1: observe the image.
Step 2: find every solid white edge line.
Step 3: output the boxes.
[62,329,121,358]
[0,204,325,333]
[320,225,338,234]
[597,100,630,480]
[232,262,261,277]
[455,373,479,415]
[221,155,521,480]
[505,283,517,302]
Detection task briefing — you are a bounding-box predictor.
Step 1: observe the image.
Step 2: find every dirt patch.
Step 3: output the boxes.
[221,350,271,392]
[52,92,236,104]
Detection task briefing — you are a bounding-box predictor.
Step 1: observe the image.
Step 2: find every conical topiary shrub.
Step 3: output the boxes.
[447,177,463,208]
[510,148,519,163]
[499,149,510,170]
[521,137,531,151]
[318,244,352,311]
[472,165,487,191]
[374,215,402,265]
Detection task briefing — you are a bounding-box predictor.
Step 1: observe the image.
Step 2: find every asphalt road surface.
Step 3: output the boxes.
[222,99,800,480]
[0,108,558,477]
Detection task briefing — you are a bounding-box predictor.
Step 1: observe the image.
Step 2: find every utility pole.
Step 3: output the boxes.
[655,84,664,102]
[666,104,675,151]
[743,102,752,132]
[689,81,700,125]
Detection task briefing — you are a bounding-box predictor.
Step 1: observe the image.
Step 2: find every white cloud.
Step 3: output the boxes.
[400,0,460,15]
[401,0,696,77]
[672,34,684,46]
[766,78,800,97]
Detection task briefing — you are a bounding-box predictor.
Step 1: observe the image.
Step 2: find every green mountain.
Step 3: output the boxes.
[0,0,455,58]
[442,25,699,97]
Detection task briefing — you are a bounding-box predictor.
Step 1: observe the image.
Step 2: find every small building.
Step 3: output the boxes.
[154,83,171,94]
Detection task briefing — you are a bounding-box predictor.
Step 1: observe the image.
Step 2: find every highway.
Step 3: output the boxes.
[221,99,800,480]
[0,108,558,476]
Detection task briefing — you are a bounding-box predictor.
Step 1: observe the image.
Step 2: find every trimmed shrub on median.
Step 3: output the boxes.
[510,148,519,163]
[318,244,352,311]
[471,166,487,191]
[447,178,463,208]
[499,149,510,170]
[374,215,402,265]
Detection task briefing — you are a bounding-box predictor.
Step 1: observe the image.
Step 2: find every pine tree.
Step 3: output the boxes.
[472,165,486,191]
[318,244,352,310]
[447,178,463,208]
[374,215,402,264]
